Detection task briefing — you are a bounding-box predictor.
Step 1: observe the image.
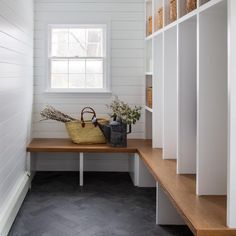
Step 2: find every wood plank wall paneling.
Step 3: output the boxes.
[0,0,33,211]
[33,0,145,171]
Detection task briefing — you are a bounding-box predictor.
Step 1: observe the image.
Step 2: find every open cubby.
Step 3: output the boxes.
[177,15,197,174]
[164,0,171,26]
[163,26,177,160]
[146,0,153,36]
[179,0,197,18]
[197,0,227,195]
[199,0,211,6]
[145,39,153,74]
[145,75,153,108]
[164,0,177,26]
[145,110,153,140]
[154,0,164,31]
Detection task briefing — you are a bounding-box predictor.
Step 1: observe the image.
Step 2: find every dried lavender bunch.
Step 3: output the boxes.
[40,106,77,123]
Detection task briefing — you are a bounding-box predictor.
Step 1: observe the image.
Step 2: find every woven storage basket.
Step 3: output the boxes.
[186,0,197,13]
[65,107,109,144]
[147,87,152,108]
[148,16,152,35]
[157,7,163,29]
[170,0,177,22]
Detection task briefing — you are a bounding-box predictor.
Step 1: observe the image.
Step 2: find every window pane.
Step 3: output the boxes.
[51,74,68,88]
[51,60,68,74]
[87,28,103,57]
[51,27,104,57]
[52,29,68,44]
[52,43,69,57]
[86,74,103,88]
[68,43,87,57]
[68,29,86,57]
[87,43,101,57]
[69,74,86,88]
[51,29,68,57]
[69,29,86,44]
[88,29,102,43]
[69,60,85,73]
[86,60,103,74]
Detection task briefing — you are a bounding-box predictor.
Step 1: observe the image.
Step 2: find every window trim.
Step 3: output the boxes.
[45,24,111,94]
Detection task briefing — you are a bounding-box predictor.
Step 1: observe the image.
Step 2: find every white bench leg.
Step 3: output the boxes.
[129,153,156,187]
[79,152,84,186]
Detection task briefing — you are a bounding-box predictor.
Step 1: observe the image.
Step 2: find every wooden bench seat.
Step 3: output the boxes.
[27,138,236,236]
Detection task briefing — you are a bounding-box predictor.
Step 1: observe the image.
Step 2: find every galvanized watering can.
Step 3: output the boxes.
[98,121,131,147]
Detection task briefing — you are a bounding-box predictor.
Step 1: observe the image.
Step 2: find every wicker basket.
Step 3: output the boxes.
[65,107,109,144]
[170,0,177,22]
[157,7,163,29]
[186,0,197,13]
[147,87,152,108]
[148,16,152,35]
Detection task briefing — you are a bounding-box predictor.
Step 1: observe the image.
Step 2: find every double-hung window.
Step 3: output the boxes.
[48,24,109,92]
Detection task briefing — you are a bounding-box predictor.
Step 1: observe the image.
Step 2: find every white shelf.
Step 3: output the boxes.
[199,0,224,12]
[145,106,153,113]
[178,8,198,24]
[145,72,153,76]
[145,34,153,41]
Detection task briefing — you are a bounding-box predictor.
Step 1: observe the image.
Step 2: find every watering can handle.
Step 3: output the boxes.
[127,124,132,134]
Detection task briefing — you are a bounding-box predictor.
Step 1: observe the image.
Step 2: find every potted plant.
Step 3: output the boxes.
[104,96,142,147]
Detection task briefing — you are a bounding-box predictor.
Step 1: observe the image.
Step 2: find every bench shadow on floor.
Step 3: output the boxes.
[9,172,193,236]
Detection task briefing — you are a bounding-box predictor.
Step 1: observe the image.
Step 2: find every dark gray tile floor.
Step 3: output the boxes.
[9,172,193,236]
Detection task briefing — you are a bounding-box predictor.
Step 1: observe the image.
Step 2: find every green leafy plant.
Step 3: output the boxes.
[107,96,142,125]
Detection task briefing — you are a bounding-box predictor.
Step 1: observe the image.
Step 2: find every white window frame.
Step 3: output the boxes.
[46,24,111,93]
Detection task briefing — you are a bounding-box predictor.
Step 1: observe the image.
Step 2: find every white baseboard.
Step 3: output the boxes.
[0,173,30,236]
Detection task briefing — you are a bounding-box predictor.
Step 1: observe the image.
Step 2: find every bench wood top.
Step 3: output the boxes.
[27,138,236,236]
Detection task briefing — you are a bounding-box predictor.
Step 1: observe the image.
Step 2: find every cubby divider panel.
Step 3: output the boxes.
[177,16,197,174]
[197,0,227,195]
[163,26,177,159]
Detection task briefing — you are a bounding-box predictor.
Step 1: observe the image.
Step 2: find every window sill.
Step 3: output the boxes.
[44,88,112,95]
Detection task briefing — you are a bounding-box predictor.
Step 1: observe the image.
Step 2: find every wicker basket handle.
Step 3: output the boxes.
[81,107,97,128]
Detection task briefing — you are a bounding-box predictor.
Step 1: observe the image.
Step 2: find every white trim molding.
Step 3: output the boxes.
[46,24,111,94]
[0,173,30,236]
[227,0,236,228]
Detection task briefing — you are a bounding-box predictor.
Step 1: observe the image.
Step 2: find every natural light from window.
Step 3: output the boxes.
[48,25,107,91]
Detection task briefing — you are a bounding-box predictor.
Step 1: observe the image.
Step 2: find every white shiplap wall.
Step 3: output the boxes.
[0,0,33,232]
[33,0,145,171]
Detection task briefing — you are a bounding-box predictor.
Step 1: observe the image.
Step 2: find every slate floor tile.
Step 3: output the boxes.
[9,172,193,236]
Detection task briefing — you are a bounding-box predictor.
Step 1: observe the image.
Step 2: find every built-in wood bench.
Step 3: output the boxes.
[27,138,236,236]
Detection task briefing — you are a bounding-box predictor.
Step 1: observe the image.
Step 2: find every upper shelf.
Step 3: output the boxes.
[145,0,224,40]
